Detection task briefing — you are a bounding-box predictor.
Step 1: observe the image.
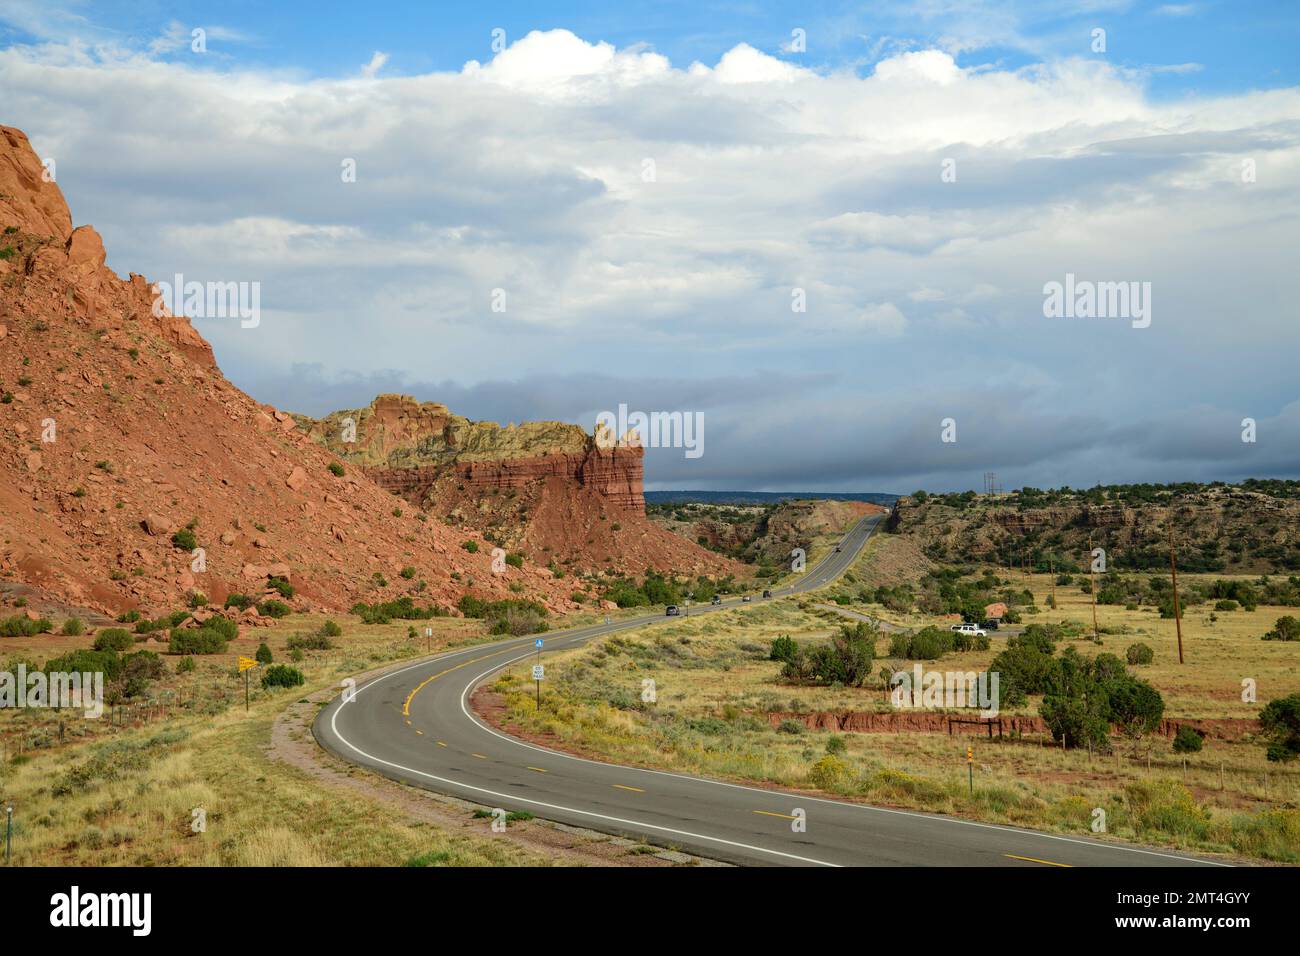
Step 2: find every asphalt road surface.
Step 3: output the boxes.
[315,515,1227,867]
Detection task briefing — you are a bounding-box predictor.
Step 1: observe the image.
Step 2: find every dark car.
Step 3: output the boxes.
[835,546,842,552]
[711,595,722,605]
[666,605,680,616]
[981,619,1001,631]
[762,589,772,598]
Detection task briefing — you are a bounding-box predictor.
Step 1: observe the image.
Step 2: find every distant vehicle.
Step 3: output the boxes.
[666,605,680,616]
[981,619,1001,631]
[950,623,987,637]
[711,595,722,606]
[762,589,772,599]
[834,546,842,552]
[741,595,752,603]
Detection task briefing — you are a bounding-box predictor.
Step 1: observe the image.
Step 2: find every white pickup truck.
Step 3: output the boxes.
[950,622,988,638]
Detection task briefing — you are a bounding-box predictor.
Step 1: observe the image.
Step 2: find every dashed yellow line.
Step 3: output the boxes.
[1004,854,1072,867]
[612,784,644,793]
[415,730,424,736]
[471,753,488,760]
[527,766,548,773]
[436,741,447,748]
[753,809,799,820]
[401,645,523,716]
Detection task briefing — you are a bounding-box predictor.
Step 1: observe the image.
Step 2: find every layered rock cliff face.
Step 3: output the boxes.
[306,395,743,577]
[0,126,578,618]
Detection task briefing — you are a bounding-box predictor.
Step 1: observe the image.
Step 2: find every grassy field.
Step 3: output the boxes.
[0,614,575,866]
[484,581,1300,863]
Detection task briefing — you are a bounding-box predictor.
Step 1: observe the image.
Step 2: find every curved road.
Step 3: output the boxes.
[315,515,1226,867]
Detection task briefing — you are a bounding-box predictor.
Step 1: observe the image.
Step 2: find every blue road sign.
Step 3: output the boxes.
[535,639,544,648]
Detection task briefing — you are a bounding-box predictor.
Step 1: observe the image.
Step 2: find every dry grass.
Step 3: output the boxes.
[488,590,1300,863]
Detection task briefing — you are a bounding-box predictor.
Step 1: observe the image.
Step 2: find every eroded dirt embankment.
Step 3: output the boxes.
[763,710,1261,741]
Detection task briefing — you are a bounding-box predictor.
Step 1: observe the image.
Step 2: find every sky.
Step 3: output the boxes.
[1,1,1298,494]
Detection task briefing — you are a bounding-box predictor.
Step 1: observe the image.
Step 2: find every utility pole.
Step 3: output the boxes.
[1050,556,1056,607]
[5,805,11,864]
[1169,527,1185,664]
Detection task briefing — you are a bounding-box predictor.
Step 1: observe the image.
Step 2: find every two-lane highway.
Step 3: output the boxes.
[314,515,1225,867]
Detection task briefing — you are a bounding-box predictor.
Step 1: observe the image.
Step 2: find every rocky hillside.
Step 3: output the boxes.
[303,394,746,578]
[0,126,577,619]
[886,482,1300,574]
[650,498,885,570]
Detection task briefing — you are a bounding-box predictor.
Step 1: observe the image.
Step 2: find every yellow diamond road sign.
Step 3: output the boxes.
[238,656,259,672]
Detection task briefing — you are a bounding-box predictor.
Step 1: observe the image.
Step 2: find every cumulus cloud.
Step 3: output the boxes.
[1,26,1297,492]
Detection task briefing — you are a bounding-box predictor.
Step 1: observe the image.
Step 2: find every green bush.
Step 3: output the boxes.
[1259,694,1300,762]
[93,628,134,652]
[0,614,52,637]
[775,719,804,734]
[261,665,305,689]
[320,619,343,637]
[328,462,345,477]
[504,553,524,569]
[61,617,85,636]
[171,528,197,551]
[1173,725,1205,754]
[224,594,254,610]
[256,599,291,619]
[808,754,851,790]
[1262,616,1300,642]
[176,656,196,673]
[266,577,295,599]
[400,566,416,580]
[769,635,799,665]
[461,540,479,554]
[168,627,228,655]
[286,632,333,652]
[1126,642,1155,665]
[255,642,273,664]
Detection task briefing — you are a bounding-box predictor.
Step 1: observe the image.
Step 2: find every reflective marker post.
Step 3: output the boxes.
[533,638,544,708]
[967,746,974,796]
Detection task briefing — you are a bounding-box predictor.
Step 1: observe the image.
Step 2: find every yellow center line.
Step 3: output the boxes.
[527,766,548,773]
[415,729,423,735]
[436,741,447,748]
[471,753,488,760]
[401,645,526,716]
[753,809,798,820]
[612,784,645,793]
[1004,854,1072,867]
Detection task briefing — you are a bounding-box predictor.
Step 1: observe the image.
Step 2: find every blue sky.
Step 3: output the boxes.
[2,1,1299,493]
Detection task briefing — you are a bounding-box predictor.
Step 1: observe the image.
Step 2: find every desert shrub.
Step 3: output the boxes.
[1262,616,1300,642]
[352,596,448,624]
[1173,725,1205,754]
[255,642,273,664]
[825,734,847,755]
[505,553,524,568]
[808,754,851,790]
[320,619,343,637]
[1259,694,1300,762]
[1126,642,1155,665]
[266,577,295,599]
[286,632,333,651]
[168,627,228,655]
[61,617,85,636]
[328,462,345,477]
[0,614,53,636]
[171,529,197,551]
[122,650,165,697]
[775,719,804,735]
[44,648,124,681]
[769,634,799,665]
[176,656,196,673]
[93,628,134,652]
[461,540,479,553]
[224,593,254,610]
[1214,599,1238,611]
[261,665,305,689]
[400,566,416,580]
[256,599,291,619]
[889,626,954,660]
[1124,780,1210,840]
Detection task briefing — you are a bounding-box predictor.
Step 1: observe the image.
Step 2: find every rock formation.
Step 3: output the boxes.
[305,395,745,577]
[0,126,578,618]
